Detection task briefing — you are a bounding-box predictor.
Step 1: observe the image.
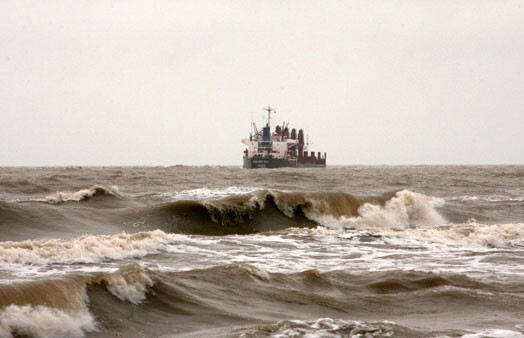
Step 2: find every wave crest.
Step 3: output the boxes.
[23,185,121,204]
[310,190,445,230]
[96,264,154,304]
[147,189,445,235]
[0,265,155,337]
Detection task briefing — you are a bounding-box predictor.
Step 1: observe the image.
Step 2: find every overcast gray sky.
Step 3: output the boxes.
[1,1,523,165]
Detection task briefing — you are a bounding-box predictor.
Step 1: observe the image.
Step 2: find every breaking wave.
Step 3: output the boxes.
[17,185,121,204]
[99,264,154,304]
[0,305,97,338]
[149,189,443,235]
[313,190,446,230]
[1,188,448,238]
[6,188,514,251]
[1,262,523,337]
[0,264,153,337]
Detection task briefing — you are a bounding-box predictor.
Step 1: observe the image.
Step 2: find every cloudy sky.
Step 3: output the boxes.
[1,1,523,165]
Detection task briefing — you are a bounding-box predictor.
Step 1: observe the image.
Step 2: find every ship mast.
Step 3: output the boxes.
[264,106,276,128]
[305,132,313,151]
[249,112,253,138]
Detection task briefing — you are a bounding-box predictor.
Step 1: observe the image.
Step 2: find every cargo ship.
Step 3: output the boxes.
[242,106,327,169]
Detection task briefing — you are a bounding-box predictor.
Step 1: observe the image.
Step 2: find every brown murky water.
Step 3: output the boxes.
[0,165,523,337]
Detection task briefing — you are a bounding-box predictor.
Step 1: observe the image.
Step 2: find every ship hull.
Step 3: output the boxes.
[297,163,326,168]
[243,157,326,169]
[243,157,292,169]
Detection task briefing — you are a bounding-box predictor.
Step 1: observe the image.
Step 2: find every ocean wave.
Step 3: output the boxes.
[161,263,507,297]
[0,230,186,266]
[314,190,446,230]
[0,264,154,337]
[0,305,97,338]
[155,188,389,227]
[96,264,154,304]
[148,189,443,235]
[1,263,520,337]
[18,185,121,204]
[149,191,316,235]
[2,188,446,237]
[0,272,95,337]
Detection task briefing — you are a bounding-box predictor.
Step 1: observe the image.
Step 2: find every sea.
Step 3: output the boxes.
[0,165,523,338]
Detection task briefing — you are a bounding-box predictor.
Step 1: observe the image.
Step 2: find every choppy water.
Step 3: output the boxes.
[0,165,523,337]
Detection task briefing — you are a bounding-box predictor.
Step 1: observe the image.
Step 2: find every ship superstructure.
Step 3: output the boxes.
[242,106,327,169]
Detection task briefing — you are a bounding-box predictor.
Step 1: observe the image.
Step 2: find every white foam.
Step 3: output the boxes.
[103,265,154,304]
[461,329,524,338]
[241,264,271,281]
[385,221,524,248]
[0,305,97,338]
[448,195,523,202]
[129,223,524,279]
[307,216,524,249]
[268,318,395,337]
[171,186,262,200]
[316,190,445,230]
[0,230,187,266]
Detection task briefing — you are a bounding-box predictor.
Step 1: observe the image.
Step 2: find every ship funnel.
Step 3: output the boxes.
[298,129,304,145]
[283,127,289,139]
